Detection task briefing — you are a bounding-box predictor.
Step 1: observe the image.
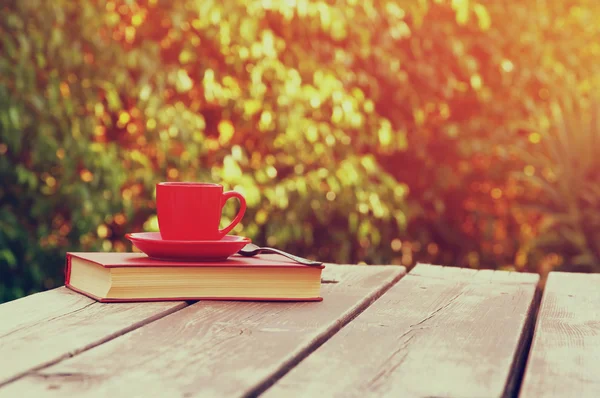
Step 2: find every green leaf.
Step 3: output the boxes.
[0,249,17,269]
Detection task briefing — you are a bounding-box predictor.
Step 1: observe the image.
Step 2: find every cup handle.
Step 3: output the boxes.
[218,191,247,238]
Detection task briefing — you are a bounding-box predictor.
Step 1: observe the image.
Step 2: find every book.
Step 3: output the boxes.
[64,252,324,303]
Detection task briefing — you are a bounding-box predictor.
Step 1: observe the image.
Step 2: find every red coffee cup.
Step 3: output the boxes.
[156,182,247,241]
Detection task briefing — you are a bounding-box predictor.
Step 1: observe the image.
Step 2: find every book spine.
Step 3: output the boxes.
[64,253,73,287]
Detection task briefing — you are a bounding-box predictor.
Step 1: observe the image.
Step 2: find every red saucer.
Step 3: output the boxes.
[125,232,251,261]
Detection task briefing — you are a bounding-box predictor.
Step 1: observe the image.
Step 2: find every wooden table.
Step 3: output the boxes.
[0,263,598,397]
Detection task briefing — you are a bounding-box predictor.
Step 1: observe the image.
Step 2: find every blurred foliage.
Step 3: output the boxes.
[515,94,600,274]
[1,0,599,302]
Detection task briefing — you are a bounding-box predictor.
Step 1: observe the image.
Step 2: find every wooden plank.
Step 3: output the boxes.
[0,287,187,386]
[264,263,540,398]
[520,271,600,398]
[0,265,405,397]
[0,287,94,337]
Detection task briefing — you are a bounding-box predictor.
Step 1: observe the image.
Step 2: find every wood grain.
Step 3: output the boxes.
[0,265,405,398]
[0,287,186,386]
[264,263,540,398]
[0,287,94,338]
[520,271,600,398]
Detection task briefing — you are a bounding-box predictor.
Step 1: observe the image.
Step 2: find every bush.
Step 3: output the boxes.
[1,0,599,302]
[515,94,600,274]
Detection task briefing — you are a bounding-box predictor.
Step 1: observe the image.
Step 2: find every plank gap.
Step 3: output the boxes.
[503,285,542,398]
